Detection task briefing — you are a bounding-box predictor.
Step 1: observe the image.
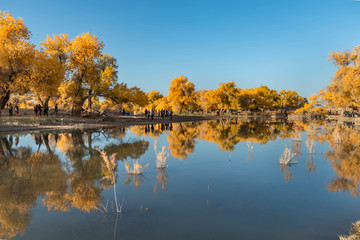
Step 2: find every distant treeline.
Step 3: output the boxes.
[0,11,307,115]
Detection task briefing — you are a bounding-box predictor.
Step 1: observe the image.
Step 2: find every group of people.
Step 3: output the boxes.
[119,108,126,115]
[34,104,48,116]
[5,103,61,117]
[34,103,58,116]
[144,109,156,120]
[6,103,19,116]
[144,109,173,121]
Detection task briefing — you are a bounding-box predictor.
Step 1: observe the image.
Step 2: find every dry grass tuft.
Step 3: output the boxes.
[96,148,117,172]
[125,161,150,175]
[339,220,360,240]
[280,145,297,165]
[154,141,169,169]
[95,148,122,213]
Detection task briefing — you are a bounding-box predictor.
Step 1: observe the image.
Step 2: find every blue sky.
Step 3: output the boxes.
[2,0,360,97]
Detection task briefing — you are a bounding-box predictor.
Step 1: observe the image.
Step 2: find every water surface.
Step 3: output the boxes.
[0,120,359,240]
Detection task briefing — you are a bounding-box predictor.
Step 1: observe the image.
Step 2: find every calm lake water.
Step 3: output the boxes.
[1,120,360,240]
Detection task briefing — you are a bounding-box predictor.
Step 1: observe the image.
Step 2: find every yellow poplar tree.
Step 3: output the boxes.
[41,34,70,64]
[168,75,196,113]
[29,49,65,106]
[0,11,35,113]
[295,94,326,114]
[323,46,360,109]
[147,90,163,110]
[279,90,307,109]
[215,81,240,113]
[66,32,104,115]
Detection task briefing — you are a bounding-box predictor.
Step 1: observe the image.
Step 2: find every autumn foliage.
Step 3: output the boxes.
[296,45,360,112]
[0,11,309,116]
[0,11,148,116]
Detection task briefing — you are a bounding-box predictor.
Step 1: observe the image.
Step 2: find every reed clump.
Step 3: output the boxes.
[279,145,297,165]
[339,220,360,240]
[154,141,169,169]
[97,149,117,173]
[96,148,123,213]
[125,161,150,175]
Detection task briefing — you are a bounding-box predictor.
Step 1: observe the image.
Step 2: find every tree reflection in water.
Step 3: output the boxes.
[2,120,360,239]
[321,125,360,197]
[300,121,360,196]
[0,129,149,239]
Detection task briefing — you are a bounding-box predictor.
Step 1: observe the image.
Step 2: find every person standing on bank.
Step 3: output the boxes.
[8,103,13,116]
[34,104,38,116]
[15,104,19,115]
[44,104,49,116]
[38,104,43,116]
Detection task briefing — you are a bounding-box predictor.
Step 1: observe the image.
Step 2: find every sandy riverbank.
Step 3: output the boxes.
[0,108,235,134]
[1,108,357,135]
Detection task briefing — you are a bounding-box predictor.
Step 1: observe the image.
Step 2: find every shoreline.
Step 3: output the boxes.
[0,111,358,135]
[0,114,232,135]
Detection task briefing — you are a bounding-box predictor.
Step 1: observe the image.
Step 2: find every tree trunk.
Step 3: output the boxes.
[87,90,93,113]
[38,96,43,106]
[38,96,51,106]
[71,96,87,116]
[44,96,51,106]
[0,91,11,116]
[88,97,92,113]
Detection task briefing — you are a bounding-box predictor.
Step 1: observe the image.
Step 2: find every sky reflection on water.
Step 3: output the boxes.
[1,120,360,240]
